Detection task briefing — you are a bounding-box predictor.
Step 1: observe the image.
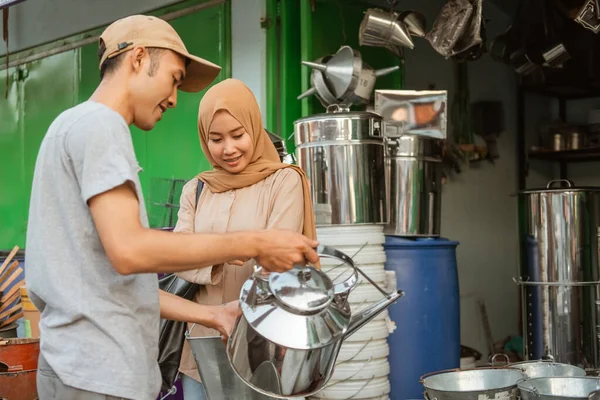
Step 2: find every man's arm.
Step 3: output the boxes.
[159,290,240,340]
[89,184,319,275]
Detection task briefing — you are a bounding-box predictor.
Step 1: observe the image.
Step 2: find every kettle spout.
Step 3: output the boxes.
[344,290,404,339]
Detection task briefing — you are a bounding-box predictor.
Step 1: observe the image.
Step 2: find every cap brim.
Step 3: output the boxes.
[176,52,222,93]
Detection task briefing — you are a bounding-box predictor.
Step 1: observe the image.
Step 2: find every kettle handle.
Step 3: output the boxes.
[317,245,359,296]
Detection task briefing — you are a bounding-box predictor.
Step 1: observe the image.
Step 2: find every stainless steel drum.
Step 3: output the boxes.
[384,134,442,237]
[185,335,277,400]
[294,106,385,225]
[517,179,600,371]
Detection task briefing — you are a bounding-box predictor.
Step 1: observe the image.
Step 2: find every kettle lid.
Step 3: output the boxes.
[269,267,333,313]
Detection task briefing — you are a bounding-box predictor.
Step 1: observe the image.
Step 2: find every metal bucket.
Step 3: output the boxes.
[516,179,600,370]
[186,335,278,400]
[508,360,586,379]
[421,368,523,400]
[518,377,600,399]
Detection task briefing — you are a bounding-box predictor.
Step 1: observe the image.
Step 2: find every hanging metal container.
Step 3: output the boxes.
[516,179,600,371]
[294,105,386,225]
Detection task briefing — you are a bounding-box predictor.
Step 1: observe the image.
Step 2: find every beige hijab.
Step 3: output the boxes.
[196,78,317,241]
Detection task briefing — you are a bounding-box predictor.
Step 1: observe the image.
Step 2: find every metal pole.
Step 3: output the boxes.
[299,0,312,118]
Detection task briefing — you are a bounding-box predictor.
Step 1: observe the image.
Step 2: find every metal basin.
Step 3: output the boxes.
[508,360,586,379]
[421,368,522,400]
[518,377,600,399]
[186,336,277,400]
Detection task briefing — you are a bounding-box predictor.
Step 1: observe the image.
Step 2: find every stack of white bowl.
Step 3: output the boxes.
[310,225,393,400]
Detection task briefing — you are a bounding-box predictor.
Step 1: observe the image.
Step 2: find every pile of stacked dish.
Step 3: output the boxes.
[311,225,393,400]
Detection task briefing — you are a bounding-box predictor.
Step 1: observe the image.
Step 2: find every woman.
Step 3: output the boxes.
[174,78,317,399]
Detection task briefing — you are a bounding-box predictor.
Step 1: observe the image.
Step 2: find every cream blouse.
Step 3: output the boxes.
[174,168,304,381]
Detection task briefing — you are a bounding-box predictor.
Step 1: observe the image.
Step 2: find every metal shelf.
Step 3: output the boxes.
[528,148,600,163]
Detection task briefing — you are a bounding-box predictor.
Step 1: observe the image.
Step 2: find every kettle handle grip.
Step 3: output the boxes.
[317,245,359,296]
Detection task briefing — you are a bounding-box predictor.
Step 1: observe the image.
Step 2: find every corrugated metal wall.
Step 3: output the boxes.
[0,1,231,249]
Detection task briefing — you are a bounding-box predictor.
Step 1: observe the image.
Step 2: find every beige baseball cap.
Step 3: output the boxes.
[99,14,221,92]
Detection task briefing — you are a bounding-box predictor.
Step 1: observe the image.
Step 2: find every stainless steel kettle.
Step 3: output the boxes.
[226,245,404,399]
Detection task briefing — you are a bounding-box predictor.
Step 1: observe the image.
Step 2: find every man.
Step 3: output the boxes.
[25,15,318,400]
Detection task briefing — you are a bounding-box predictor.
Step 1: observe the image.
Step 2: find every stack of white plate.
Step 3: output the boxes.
[311,225,392,400]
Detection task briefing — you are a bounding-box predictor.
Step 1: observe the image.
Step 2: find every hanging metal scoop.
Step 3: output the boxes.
[359,8,415,55]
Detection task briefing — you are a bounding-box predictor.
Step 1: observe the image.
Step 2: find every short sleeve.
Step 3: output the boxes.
[66,111,137,204]
[174,179,198,234]
[266,169,304,233]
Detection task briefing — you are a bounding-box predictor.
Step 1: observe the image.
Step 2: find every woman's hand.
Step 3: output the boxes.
[227,259,248,266]
[211,300,242,345]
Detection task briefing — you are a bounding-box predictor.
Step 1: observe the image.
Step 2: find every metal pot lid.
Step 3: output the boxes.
[269,267,333,313]
[519,179,600,194]
[294,109,382,122]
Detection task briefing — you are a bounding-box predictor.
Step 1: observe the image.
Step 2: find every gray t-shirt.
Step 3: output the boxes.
[25,101,161,400]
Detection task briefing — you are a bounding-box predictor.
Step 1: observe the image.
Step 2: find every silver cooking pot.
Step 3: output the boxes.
[226,245,404,399]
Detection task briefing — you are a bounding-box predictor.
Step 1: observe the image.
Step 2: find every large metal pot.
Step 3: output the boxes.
[185,335,276,400]
[226,246,404,399]
[516,179,600,370]
[421,368,523,400]
[294,106,386,225]
[518,377,600,400]
[384,134,442,237]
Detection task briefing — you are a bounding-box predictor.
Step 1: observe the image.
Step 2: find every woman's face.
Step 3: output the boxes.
[206,110,254,173]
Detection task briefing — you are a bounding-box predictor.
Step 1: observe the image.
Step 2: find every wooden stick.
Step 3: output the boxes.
[0,246,18,277]
[0,261,19,284]
[0,288,21,313]
[0,311,23,328]
[0,303,20,321]
[0,280,23,304]
[0,267,23,293]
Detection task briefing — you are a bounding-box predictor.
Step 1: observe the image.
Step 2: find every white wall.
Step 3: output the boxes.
[231,0,267,123]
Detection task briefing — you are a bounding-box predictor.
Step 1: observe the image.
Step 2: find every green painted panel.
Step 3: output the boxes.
[0,67,24,248]
[0,51,78,249]
[22,51,79,211]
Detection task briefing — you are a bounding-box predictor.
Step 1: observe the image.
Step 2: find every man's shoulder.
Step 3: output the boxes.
[62,101,127,130]
[55,102,129,149]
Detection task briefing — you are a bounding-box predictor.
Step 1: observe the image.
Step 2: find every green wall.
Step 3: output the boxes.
[0,0,231,249]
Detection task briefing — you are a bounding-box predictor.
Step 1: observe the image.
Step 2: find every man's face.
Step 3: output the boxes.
[128,49,186,131]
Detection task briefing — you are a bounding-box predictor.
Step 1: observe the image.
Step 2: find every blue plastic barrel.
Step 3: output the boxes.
[384,237,461,400]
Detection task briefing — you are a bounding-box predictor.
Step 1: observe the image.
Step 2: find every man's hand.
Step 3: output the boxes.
[253,230,319,273]
[209,301,242,345]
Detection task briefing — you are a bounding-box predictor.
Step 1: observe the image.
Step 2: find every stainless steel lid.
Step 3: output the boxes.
[294,106,384,145]
[385,134,443,160]
[519,179,600,194]
[269,267,333,313]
